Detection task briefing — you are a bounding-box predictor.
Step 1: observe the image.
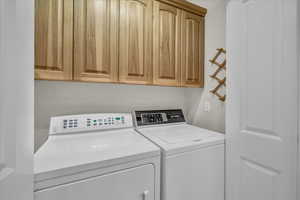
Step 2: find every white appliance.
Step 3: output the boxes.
[34,113,161,200]
[133,109,225,200]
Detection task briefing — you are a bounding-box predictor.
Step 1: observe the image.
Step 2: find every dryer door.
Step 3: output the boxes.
[35,164,155,200]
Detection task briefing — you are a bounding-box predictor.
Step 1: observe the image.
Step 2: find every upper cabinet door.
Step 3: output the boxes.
[74,0,118,83]
[119,0,153,85]
[35,0,73,80]
[181,11,204,87]
[153,1,181,86]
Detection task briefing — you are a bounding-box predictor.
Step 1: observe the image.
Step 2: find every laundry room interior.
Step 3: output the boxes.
[33,0,228,199]
[1,0,299,199]
[35,0,226,151]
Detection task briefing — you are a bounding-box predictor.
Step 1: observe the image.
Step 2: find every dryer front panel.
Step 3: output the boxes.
[35,164,155,200]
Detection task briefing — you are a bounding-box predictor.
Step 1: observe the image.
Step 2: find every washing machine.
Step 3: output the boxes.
[34,113,160,200]
[133,109,225,200]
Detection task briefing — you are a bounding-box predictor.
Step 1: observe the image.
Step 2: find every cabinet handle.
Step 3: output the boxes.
[143,190,149,200]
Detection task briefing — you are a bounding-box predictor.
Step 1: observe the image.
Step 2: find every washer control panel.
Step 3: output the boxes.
[134,109,185,126]
[50,113,132,135]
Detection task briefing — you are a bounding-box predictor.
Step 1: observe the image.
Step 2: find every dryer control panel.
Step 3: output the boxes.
[134,109,185,126]
[49,113,133,135]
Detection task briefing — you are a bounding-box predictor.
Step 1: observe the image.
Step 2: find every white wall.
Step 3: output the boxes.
[186,0,226,133]
[35,0,226,151]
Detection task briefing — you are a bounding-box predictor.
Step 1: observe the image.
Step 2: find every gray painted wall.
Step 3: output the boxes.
[35,81,193,150]
[186,0,226,133]
[297,1,300,199]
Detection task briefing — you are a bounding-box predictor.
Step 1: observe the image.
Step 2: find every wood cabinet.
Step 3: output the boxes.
[34,0,73,80]
[34,0,207,87]
[74,0,119,83]
[153,1,181,86]
[181,11,205,87]
[119,0,153,84]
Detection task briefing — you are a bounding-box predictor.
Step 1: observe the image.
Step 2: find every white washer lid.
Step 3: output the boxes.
[34,128,160,182]
[136,124,225,156]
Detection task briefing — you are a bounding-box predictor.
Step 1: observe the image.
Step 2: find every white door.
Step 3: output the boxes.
[226,0,298,200]
[35,164,155,200]
[0,0,34,200]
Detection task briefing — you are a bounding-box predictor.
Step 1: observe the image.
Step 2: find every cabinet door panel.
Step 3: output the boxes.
[74,0,118,82]
[181,11,204,87]
[35,0,73,80]
[153,1,181,86]
[119,0,153,84]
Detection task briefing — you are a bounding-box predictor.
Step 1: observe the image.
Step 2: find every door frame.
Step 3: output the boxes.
[298,0,300,197]
[0,0,34,199]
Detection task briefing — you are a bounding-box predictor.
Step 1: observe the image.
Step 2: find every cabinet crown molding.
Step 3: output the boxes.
[157,0,207,16]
